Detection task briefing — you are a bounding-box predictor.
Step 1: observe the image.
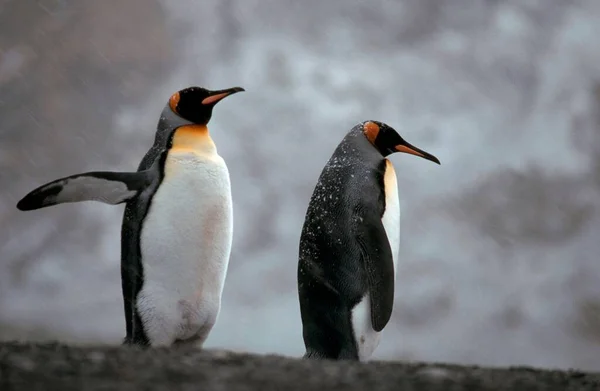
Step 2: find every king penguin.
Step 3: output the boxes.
[297,120,440,361]
[16,85,244,348]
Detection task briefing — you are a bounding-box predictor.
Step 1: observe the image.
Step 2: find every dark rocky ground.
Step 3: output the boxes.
[0,342,599,391]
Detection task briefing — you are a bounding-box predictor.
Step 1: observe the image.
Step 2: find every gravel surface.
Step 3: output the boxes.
[0,342,599,391]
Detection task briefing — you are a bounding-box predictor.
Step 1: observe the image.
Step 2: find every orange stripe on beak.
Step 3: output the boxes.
[395,144,425,157]
[201,92,230,105]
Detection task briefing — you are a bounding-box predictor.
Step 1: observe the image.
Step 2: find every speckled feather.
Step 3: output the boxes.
[298,122,399,361]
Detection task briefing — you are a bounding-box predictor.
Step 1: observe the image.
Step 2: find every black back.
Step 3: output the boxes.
[297,124,391,360]
[120,107,190,345]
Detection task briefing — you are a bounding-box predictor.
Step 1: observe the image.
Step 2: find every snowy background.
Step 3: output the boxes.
[1,0,600,371]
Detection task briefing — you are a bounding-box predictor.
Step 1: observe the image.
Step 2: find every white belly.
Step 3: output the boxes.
[351,294,381,361]
[381,162,400,277]
[137,151,233,346]
[352,159,400,361]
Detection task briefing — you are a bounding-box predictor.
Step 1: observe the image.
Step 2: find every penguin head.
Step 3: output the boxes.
[168,86,245,125]
[361,120,441,164]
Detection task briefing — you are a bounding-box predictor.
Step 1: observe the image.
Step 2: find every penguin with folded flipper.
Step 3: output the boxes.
[17,86,244,348]
[297,120,440,361]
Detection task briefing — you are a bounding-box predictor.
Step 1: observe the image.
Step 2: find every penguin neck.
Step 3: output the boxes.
[339,128,385,164]
[170,124,217,156]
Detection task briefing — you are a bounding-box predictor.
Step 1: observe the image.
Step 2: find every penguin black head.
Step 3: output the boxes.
[361,120,441,164]
[168,86,245,125]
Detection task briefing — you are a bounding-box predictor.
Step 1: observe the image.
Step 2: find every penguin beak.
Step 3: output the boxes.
[395,141,441,165]
[201,87,245,105]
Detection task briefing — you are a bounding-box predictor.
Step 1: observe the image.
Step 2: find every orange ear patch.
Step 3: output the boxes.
[201,92,229,105]
[169,92,180,113]
[363,121,380,145]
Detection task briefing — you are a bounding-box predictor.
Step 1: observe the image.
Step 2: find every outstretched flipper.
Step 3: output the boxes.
[354,208,395,332]
[17,170,153,211]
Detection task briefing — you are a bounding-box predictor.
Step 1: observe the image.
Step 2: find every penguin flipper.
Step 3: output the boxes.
[355,214,395,332]
[17,171,151,211]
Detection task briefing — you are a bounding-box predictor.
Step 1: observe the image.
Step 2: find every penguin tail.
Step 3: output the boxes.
[303,349,327,360]
[303,347,360,361]
[16,170,152,211]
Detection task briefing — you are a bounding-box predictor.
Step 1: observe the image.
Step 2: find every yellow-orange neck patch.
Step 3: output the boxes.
[383,159,397,194]
[170,125,215,155]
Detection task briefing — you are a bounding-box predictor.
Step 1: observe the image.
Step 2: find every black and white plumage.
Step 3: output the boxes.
[297,120,440,361]
[17,86,245,348]
[16,171,151,211]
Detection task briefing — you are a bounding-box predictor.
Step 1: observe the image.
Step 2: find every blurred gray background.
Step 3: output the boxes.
[1,0,600,372]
